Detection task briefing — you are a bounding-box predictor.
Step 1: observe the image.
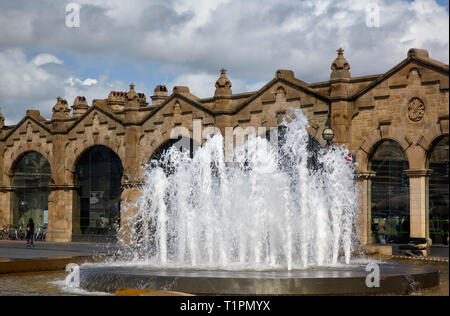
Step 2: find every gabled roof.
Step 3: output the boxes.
[141,91,216,124]
[350,51,449,100]
[1,114,52,141]
[229,76,330,115]
[64,103,125,134]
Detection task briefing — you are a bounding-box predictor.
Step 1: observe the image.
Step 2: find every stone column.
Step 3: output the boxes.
[118,185,141,246]
[357,171,376,245]
[119,85,143,246]
[0,188,12,227]
[46,185,78,242]
[406,169,432,245]
[0,141,11,227]
[331,100,352,147]
[46,129,74,243]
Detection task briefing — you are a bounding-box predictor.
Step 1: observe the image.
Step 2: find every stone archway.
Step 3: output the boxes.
[73,145,124,241]
[355,125,414,245]
[368,139,410,244]
[10,151,52,228]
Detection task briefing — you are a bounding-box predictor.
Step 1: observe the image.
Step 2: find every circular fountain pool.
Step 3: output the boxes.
[78,263,439,295]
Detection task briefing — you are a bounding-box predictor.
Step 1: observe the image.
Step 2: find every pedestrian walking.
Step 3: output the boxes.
[26,218,35,247]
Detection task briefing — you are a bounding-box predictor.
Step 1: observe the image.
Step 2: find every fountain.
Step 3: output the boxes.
[77,110,439,295]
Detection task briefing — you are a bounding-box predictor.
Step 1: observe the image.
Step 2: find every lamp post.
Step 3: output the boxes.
[322,127,335,147]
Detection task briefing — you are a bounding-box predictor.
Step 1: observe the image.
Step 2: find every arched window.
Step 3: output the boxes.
[370,140,410,244]
[428,136,449,245]
[151,137,199,174]
[11,152,51,227]
[75,146,123,239]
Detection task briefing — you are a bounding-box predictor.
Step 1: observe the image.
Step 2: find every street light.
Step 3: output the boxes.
[322,128,335,147]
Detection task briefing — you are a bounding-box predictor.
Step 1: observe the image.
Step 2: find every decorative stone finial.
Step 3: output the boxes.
[127,83,138,101]
[215,68,232,97]
[52,97,70,120]
[152,85,169,106]
[408,48,429,59]
[331,48,351,80]
[72,96,89,118]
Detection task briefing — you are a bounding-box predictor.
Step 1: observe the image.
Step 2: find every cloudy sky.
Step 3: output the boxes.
[0,0,448,125]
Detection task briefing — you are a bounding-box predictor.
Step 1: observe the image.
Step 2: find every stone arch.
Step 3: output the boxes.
[144,120,202,162]
[368,139,411,244]
[6,146,52,183]
[306,122,326,149]
[9,150,52,227]
[150,136,200,162]
[418,124,449,154]
[356,125,414,172]
[72,145,124,238]
[66,139,124,179]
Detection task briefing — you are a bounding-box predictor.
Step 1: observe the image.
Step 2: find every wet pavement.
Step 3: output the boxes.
[0,271,111,296]
[0,241,116,260]
[390,258,449,296]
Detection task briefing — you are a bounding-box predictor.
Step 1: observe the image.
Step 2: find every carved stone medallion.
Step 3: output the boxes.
[408,98,425,122]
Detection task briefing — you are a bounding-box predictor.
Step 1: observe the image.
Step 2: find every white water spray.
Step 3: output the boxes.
[119,109,359,270]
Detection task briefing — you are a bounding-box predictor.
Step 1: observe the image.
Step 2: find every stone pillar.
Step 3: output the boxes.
[119,84,144,246]
[46,128,74,243]
[118,185,141,246]
[406,169,432,246]
[71,186,81,236]
[0,140,10,227]
[0,189,12,227]
[357,171,376,245]
[46,186,78,242]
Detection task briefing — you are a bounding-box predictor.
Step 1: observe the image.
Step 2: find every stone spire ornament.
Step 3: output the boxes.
[127,83,138,101]
[215,68,232,97]
[126,83,140,109]
[330,48,351,80]
[72,96,89,118]
[52,97,70,120]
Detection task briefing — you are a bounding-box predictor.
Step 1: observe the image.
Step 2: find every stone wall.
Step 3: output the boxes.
[0,48,447,246]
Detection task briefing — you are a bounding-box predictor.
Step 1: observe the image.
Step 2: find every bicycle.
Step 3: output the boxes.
[35,224,47,242]
[0,226,9,240]
[18,225,26,240]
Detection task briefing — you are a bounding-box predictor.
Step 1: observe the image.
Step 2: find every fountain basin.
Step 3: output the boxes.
[78,263,439,295]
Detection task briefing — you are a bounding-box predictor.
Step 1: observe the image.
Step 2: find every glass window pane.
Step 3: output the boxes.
[370,140,410,244]
[75,146,123,237]
[428,136,449,245]
[11,152,51,229]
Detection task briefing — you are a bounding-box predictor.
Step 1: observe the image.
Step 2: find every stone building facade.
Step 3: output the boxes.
[0,48,448,250]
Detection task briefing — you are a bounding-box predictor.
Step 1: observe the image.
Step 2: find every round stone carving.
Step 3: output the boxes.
[408,97,425,122]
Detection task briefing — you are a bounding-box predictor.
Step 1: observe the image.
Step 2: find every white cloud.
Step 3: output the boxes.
[0,0,448,124]
[32,53,64,66]
[0,49,127,124]
[0,0,447,80]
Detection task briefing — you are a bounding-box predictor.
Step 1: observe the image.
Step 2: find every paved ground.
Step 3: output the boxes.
[1,240,447,261]
[0,241,116,260]
[429,246,449,259]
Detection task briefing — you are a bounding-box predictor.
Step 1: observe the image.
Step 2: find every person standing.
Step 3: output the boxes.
[26,218,35,247]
